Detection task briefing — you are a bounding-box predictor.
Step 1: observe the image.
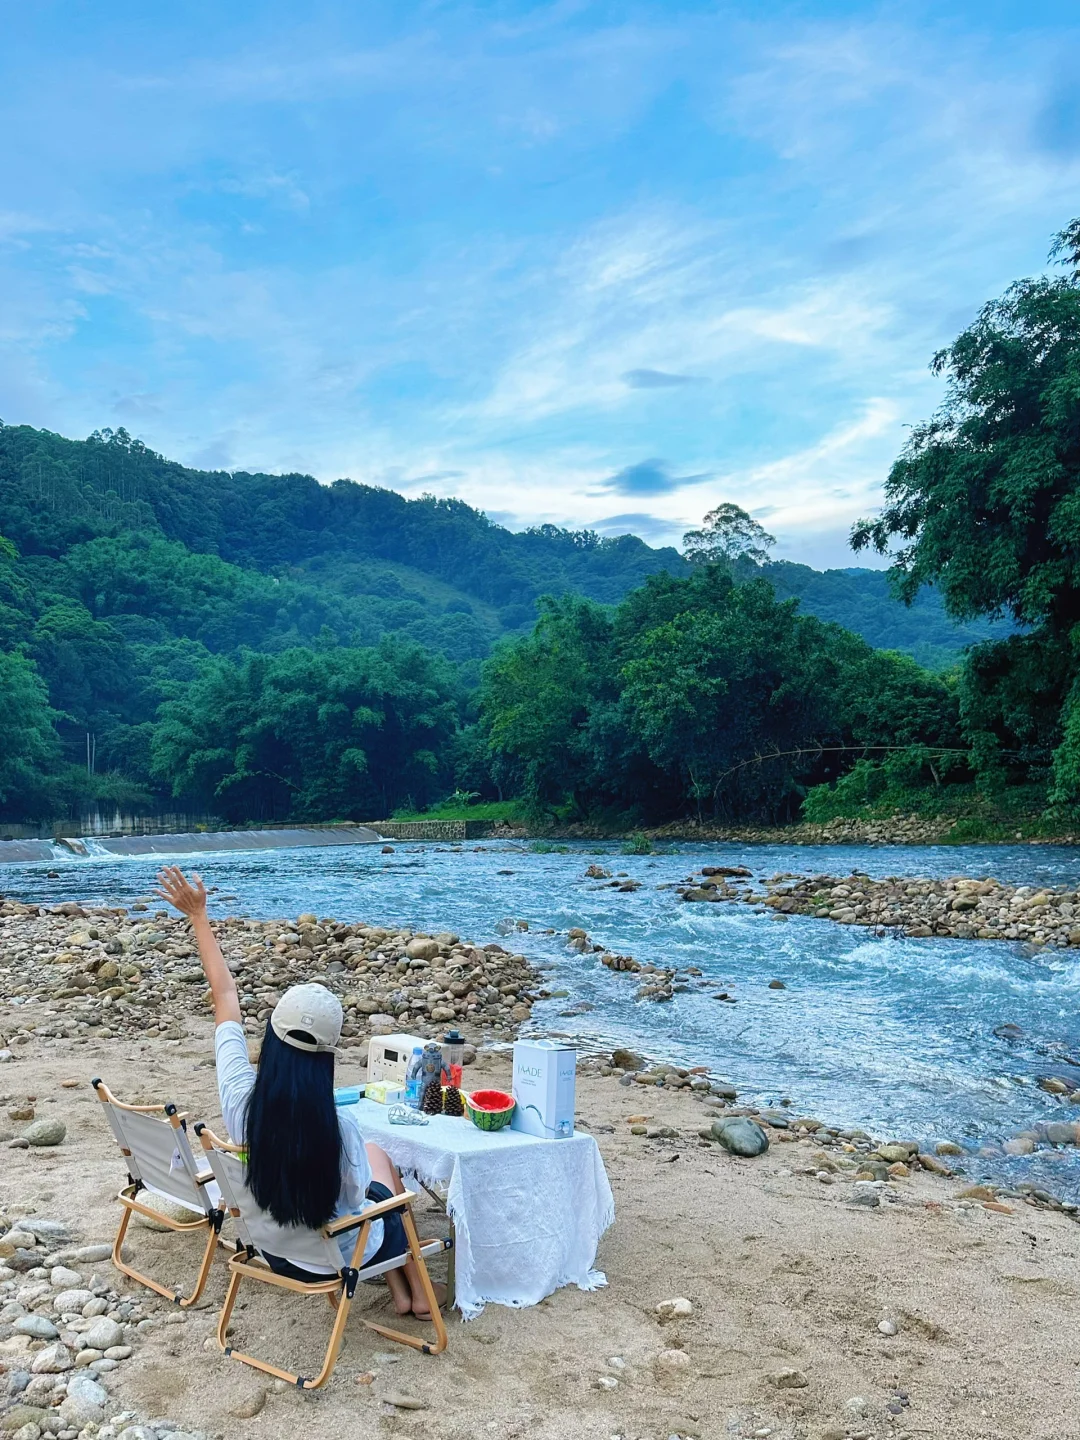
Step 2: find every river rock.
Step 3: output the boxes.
[30,1342,73,1373]
[65,1244,112,1265]
[1042,1121,1079,1146]
[135,1192,197,1230]
[53,1289,94,1314]
[769,1368,808,1388]
[917,1152,951,1175]
[0,1408,46,1434]
[49,1265,82,1290]
[12,1316,58,1341]
[612,1048,645,1072]
[656,1297,693,1322]
[381,1391,428,1410]
[83,1318,125,1352]
[876,1143,912,1164]
[406,938,440,961]
[654,1348,692,1375]
[228,1387,267,1419]
[1004,1135,1035,1156]
[59,1374,110,1427]
[0,1230,36,1255]
[711,1117,769,1157]
[21,1120,66,1147]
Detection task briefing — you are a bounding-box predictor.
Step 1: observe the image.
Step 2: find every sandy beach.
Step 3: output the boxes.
[3,937,1080,1440]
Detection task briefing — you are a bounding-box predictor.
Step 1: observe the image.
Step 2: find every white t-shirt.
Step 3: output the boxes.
[214,1021,383,1269]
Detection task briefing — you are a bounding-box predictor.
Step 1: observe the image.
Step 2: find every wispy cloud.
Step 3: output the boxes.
[622,368,702,388]
[1,4,1079,566]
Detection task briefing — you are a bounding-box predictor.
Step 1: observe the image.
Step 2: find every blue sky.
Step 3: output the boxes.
[2,1,1079,567]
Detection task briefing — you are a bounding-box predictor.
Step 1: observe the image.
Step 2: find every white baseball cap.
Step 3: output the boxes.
[270,983,342,1054]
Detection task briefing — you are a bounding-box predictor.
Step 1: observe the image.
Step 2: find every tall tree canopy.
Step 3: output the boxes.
[481,568,959,824]
[851,218,1080,808]
[150,640,460,823]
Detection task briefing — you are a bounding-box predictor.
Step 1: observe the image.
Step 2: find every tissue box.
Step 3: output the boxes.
[510,1039,576,1139]
[365,1080,405,1105]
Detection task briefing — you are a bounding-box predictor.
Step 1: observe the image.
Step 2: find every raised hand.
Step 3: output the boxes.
[155,866,208,918]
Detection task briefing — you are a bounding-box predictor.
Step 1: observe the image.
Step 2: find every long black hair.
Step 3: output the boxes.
[245,1023,344,1229]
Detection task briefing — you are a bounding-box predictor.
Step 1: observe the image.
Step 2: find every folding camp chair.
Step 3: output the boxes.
[195,1122,451,1389]
[92,1078,227,1307]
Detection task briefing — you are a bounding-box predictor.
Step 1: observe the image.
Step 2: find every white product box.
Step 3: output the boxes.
[367,1033,428,1085]
[510,1039,577,1140]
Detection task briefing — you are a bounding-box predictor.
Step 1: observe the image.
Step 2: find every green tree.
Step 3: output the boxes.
[683,503,775,568]
[851,217,1080,806]
[0,650,61,819]
[151,641,460,822]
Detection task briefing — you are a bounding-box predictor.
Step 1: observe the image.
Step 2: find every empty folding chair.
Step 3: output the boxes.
[92,1078,227,1307]
[195,1122,450,1389]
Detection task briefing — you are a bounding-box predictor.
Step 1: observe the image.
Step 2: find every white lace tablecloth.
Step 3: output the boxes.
[347,1099,615,1319]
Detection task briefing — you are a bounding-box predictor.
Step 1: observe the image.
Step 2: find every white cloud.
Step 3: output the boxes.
[3,5,1080,575]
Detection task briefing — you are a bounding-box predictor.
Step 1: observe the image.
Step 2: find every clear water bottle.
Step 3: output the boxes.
[405,1047,424,1109]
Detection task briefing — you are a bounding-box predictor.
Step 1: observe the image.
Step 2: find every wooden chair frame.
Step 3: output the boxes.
[92,1078,228,1308]
[195,1123,451,1389]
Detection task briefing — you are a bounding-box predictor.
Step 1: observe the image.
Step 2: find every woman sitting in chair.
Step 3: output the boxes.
[155,866,443,1321]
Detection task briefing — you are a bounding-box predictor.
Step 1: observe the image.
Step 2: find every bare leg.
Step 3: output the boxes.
[366,1143,446,1317]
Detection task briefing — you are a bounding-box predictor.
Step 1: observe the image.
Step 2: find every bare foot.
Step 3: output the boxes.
[385,1268,413,1316]
[411,1280,447,1319]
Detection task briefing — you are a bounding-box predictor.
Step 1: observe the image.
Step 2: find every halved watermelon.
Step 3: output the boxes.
[465,1089,516,1131]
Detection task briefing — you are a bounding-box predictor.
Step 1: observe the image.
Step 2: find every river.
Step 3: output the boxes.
[4,837,1080,1197]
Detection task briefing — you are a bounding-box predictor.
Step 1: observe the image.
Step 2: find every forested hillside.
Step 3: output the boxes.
[0,366,1057,830]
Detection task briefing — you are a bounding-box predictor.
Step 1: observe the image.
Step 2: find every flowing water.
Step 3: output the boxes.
[5,837,1080,1197]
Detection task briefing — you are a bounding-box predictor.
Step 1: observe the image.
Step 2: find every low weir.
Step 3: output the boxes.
[0,824,385,865]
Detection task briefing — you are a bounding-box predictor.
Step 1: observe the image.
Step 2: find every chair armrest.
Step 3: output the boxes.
[324,1189,417,1235]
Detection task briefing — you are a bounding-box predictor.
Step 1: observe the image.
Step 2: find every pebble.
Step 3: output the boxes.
[654,1349,692,1374]
[655,1297,693,1321]
[878,1319,898,1335]
[228,1388,267,1419]
[769,1367,808,1388]
[381,1392,428,1410]
[50,1266,83,1290]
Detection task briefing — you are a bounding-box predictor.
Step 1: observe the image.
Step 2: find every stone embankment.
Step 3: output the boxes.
[680,868,1080,947]
[646,811,1080,846]
[0,900,540,1056]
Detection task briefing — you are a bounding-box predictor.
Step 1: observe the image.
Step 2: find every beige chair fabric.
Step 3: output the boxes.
[92,1078,227,1307]
[196,1122,450,1388]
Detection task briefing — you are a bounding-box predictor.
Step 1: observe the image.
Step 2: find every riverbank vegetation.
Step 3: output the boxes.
[1,218,1078,832]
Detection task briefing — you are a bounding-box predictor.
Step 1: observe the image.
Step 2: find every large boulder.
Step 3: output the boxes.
[710,1117,769,1157]
[22,1119,66,1147]
[611,1048,645,1072]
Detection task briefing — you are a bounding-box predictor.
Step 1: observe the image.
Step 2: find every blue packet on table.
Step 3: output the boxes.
[333,1085,364,1106]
